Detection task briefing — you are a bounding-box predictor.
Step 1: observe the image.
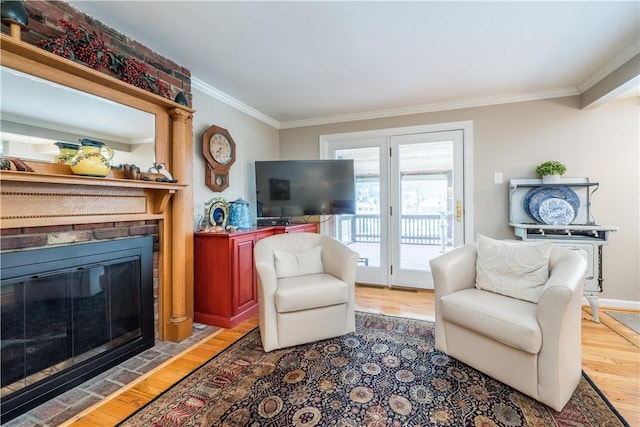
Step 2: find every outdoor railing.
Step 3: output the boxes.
[338,214,449,245]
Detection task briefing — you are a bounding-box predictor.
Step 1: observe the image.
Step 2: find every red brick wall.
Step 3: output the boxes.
[1,0,192,106]
[0,220,158,250]
[1,220,162,338]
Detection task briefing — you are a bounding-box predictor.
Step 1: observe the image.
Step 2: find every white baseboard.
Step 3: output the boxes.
[582,297,640,311]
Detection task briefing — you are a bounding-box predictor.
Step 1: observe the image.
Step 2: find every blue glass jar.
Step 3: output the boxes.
[228,198,252,229]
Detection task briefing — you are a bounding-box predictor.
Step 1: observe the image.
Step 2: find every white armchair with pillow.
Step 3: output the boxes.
[254,232,359,352]
[430,235,587,411]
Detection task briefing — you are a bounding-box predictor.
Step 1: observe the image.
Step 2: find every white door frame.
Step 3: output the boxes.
[319,121,474,284]
[389,130,465,288]
[321,137,389,285]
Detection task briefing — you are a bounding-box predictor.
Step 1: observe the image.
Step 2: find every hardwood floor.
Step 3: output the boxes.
[64,286,640,426]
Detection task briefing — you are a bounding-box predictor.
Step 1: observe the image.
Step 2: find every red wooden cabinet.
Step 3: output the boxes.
[194,223,317,328]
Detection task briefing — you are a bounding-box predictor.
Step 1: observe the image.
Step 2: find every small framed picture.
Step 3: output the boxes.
[206,197,230,226]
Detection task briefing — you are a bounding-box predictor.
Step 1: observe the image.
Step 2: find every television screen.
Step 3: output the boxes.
[255,160,356,217]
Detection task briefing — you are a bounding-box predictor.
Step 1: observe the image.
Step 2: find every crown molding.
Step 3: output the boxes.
[191,77,281,129]
[278,88,579,129]
[577,42,640,93]
[193,76,582,130]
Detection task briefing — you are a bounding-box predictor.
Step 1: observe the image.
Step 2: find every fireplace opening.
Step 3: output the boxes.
[1,236,154,423]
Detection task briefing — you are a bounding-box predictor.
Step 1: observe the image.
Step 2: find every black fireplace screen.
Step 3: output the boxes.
[0,236,154,423]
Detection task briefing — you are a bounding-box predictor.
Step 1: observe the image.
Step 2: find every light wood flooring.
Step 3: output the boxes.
[64,286,639,426]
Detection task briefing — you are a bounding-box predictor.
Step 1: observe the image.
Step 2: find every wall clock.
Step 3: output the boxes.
[202,125,236,192]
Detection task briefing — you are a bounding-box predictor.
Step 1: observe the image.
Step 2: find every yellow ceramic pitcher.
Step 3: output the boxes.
[70,139,114,177]
[52,142,81,165]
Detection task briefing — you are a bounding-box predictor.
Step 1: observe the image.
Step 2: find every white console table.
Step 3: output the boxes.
[509,179,618,322]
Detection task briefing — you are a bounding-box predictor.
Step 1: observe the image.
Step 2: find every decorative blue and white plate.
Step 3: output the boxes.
[538,198,575,225]
[523,186,580,224]
[523,187,541,219]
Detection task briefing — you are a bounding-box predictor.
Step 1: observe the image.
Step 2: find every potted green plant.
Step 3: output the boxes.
[535,160,567,183]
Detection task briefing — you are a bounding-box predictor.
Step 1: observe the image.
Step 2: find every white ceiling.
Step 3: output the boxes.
[67,1,639,128]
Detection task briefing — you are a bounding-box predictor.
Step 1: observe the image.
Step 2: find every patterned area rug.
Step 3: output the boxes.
[120,312,628,426]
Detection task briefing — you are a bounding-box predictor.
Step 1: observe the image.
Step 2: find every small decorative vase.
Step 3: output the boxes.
[70,139,114,177]
[52,142,80,165]
[174,91,188,106]
[542,174,560,184]
[196,213,209,231]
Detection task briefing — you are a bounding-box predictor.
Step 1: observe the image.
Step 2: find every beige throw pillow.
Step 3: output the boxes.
[475,234,553,303]
[274,246,324,279]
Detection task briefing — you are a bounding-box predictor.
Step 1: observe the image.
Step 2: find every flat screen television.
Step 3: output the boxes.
[255,160,356,217]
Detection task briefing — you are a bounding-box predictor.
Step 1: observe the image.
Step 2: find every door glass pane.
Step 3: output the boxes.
[335,147,381,268]
[398,141,453,270]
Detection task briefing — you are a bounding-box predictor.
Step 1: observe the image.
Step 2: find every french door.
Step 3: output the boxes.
[320,123,472,289]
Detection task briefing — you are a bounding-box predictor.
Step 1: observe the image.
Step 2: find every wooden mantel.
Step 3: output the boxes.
[0,170,184,228]
[0,34,195,342]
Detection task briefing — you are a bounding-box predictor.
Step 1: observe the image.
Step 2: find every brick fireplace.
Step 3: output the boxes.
[1,220,161,337]
[1,31,195,345]
[1,233,155,422]
[1,7,196,419]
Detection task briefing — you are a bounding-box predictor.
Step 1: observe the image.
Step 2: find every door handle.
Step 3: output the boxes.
[456,200,462,222]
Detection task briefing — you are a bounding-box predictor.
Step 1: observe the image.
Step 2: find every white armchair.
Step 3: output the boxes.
[430,242,587,411]
[254,232,358,352]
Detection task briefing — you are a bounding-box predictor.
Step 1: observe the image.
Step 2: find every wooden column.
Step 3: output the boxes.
[9,23,22,40]
[164,108,194,341]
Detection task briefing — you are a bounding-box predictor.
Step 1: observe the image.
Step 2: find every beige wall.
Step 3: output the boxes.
[279,96,640,304]
[191,88,280,227]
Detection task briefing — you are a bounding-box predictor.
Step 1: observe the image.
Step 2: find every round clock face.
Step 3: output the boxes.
[209,133,232,165]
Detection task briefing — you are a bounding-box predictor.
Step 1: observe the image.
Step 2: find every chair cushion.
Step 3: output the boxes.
[475,234,552,303]
[275,274,348,313]
[441,288,542,354]
[274,246,324,279]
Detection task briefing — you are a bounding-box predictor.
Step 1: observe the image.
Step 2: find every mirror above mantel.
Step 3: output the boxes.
[1,32,195,343]
[0,66,156,168]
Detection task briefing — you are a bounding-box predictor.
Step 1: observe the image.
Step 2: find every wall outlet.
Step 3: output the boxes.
[494,172,503,184]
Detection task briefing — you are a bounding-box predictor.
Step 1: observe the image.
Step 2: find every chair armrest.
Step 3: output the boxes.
[255,262,278,297]
[430,243,477,297]
[536,247,586,327]
[536,248,586,406]
[255,261,279,351]
[430,243,477,353]
[321,237,359,285]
